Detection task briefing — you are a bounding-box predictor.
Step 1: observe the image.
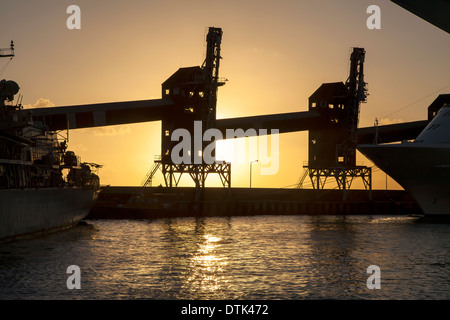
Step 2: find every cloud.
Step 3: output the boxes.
[378,118,404,125]
[23,98,55,109]
[93,125,132,136]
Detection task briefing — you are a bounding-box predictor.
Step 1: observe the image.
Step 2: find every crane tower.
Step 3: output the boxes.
[302,47,371,198]
[151,27,230,202]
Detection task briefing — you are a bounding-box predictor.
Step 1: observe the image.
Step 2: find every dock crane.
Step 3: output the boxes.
[301,47,371,199]
[26,27,440,198]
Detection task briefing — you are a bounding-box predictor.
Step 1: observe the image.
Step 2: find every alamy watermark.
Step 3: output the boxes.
[66,265,81,289]
[66,5,81,30]
[170,121,280,175]
[66,5,381,31]
[65,264,382,292]
[366,265,381,289]
[367,5,381,30]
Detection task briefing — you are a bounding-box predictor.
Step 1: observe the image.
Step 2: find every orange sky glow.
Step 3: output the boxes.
[1,0,449,189]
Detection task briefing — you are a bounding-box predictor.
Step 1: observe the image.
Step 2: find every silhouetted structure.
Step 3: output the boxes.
[25,27,446,202]
[301,48,372,199]
[391,0,450,33]
[156,27,230,204]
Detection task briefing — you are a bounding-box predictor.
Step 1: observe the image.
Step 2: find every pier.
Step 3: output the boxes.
[87,186,422,219]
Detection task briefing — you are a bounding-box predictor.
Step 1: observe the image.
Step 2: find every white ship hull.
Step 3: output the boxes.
[358,143,450,215]
[358,100,450,216]
[0,188,97,242]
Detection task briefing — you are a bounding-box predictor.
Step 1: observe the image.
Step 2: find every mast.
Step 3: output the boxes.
[0,41,14,58]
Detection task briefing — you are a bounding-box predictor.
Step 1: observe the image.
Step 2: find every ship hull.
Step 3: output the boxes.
[0,188,97,242]
[358,143,450,215]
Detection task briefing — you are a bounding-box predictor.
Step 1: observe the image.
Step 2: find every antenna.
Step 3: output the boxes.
[0,41,15,58]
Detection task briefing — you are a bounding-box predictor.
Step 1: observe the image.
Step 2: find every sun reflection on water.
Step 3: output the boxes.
[2,216,449,299]
[186,234,229,296]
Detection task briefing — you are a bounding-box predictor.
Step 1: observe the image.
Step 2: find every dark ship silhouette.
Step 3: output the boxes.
[0,41,100,242]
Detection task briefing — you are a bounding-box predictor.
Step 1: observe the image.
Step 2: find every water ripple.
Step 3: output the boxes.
[1,215,450,299]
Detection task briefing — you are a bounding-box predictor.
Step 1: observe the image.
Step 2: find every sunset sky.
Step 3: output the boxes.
[1,0,449,189]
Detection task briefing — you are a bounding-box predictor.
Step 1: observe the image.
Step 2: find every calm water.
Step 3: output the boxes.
[1,215,450,300]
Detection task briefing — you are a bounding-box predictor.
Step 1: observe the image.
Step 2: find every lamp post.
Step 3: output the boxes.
[250,160,258,188]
